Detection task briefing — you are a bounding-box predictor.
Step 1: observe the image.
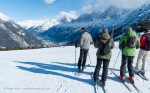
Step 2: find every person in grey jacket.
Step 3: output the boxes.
[75,27,93,71]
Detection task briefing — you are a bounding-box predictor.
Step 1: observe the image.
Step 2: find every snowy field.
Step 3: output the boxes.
[0,42,150,93]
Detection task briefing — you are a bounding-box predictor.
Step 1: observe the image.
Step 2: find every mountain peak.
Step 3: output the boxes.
[0,13,10,21]
[18,19,47,29]
[100,5,131,19]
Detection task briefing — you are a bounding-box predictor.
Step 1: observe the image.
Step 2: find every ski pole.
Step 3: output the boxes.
[74,46,77,69]
[112,50,121,69]
[88,52,92,65]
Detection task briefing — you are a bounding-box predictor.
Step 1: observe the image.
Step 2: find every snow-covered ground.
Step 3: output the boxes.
[0,42,150,93]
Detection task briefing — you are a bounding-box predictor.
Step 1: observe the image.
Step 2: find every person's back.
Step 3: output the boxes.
[75,27,93,71]
[140,31,150,51]
[119,27,139,83]
[119,27,139,56]
[80,31,93,50]
[95,28,114,59]
[93,28,114,86]
[136,29,150,76]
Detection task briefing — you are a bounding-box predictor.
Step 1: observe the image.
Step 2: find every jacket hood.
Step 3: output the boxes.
[101,28,110,40]
[126,27,136,36]
[102,28,109,33]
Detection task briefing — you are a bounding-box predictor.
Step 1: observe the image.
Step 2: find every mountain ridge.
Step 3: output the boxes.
[0,13,44,48]
[38,4,150,45]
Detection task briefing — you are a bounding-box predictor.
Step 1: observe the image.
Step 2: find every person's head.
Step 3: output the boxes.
[124,26,135,34]
[80,27,86,33]
[102,28,109,34]
[126,26,133,32]
[101,28,110,39]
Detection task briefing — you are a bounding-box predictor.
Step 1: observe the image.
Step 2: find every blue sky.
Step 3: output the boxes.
[0,0,149,21]
[0,0,86,21]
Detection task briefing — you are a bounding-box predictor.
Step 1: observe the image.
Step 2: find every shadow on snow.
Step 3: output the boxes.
[14,61,120,86]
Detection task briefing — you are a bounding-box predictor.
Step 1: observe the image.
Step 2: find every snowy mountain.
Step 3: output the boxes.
[72,6,130,23]
[37,4,150,45]
[113,4,150,39]
[0,13,43,48]
[19,11,79,35]
[1,43,150,93]
[100,5,130,19]
[72,11,102,22]
[38,6,131,44]
[18,20,47,29]
[0,13,11,21]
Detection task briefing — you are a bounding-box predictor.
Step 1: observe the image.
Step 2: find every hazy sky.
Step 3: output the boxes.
[0,0,149,21]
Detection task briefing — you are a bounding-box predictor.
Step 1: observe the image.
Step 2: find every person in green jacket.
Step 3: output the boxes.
[119,27,139,83]
[93,28,114,86]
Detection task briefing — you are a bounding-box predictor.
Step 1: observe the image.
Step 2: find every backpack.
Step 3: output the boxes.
[100,39,111,55]
[144,34,150,50]
[126,36,136,48]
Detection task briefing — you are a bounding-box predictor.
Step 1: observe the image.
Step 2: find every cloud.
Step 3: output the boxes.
[82,0,150,13]
[56,11,79,20]
[110,0,150,9]
[44,0,55,4]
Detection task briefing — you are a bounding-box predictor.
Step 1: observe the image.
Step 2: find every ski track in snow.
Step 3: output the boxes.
[58,78,69,93]
[0,42,150,93]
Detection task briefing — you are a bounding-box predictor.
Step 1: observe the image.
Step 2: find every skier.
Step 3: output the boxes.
[75,27,93,71]
[93,28,114,86]
[119,27,140,83]
[135,29,150,75]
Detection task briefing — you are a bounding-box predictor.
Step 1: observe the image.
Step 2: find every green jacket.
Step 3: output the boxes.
[95,29,114,59]
[119,30,140,56]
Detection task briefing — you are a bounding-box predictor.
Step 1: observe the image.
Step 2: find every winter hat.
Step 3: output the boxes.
[81,27,86,32]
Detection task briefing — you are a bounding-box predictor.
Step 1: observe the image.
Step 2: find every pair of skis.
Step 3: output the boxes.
[111,70,142,93]
[91,72,108,93]
[111,71,132,92]
[135,71,149,81]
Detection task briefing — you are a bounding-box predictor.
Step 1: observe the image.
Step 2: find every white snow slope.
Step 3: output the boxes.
[0,42,150,93]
